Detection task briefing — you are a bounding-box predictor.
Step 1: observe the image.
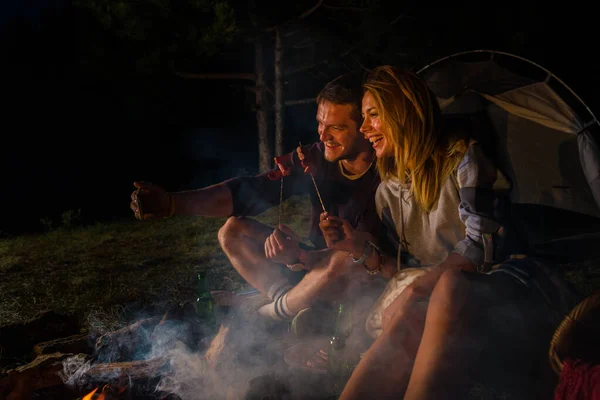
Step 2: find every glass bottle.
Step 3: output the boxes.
[328,302,353,380]
[196,272,216,329]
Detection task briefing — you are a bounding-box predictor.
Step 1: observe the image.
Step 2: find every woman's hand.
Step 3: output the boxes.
[326,216,374,258]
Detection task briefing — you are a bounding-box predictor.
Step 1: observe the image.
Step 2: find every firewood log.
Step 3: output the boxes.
[33,333,91,356]
[0,352,88,399]
[94,316,161,362]
[82,357,169,381]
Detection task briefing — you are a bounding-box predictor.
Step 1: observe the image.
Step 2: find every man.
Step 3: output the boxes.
[130,72,383,325]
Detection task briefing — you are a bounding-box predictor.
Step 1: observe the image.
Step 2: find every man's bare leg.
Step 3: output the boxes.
[285,251,362,314]
[219,217,382,323]
[218,216,290,295]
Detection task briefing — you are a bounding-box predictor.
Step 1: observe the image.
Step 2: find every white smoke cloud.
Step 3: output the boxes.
[58,303,314,400]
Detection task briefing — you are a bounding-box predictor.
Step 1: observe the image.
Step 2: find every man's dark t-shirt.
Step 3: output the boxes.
[224,142,382,249]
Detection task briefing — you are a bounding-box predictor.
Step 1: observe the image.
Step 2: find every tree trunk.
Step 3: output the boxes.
[274,26,284,157]
[255,34,271,173]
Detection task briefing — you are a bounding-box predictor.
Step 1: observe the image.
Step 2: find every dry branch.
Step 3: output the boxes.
[83,357,169,381]
[34,333,90,356]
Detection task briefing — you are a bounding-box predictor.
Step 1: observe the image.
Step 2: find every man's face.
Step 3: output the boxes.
[316,101,366,162]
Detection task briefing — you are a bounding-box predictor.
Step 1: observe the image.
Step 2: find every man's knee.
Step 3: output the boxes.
[321,251,358,279]
[218,216,272,252]
[217,216,244,250]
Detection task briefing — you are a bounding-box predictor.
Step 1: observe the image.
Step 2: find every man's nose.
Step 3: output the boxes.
[319,128,331,142]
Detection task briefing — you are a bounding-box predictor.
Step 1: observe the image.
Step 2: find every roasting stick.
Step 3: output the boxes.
[298,141,326,213]
[279,173,284,227]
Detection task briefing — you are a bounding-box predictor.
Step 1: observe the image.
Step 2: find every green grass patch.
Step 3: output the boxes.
[1,192,599,332]
[0,195,312,329]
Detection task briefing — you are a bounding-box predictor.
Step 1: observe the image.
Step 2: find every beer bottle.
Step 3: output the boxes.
[196,272,216,329]
[328,302,353,379]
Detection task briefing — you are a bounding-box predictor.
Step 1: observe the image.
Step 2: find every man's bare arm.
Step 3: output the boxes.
[171,182,233,217]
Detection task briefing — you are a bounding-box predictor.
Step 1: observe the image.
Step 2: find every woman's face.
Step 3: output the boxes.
[360,91,391,158]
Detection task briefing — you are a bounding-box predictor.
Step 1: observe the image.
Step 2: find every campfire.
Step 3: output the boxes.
[81,384,126,400]
[0,291,335,400]
[80,381,182,400]
[0,304,198,399]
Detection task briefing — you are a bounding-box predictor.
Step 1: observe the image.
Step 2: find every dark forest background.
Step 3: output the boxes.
[2,0,598,235]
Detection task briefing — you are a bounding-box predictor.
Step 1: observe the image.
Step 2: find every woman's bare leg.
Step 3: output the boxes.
[405,266,565,400]
[403,269,480,399]
[338,263,466,400]
[337,286,430,399]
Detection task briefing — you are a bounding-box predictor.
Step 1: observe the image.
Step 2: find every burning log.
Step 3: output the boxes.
[0,352,88,400]
[204,322,231,370]
[94,316,161,363]
[152,301,206,354]
[201,293,295,398]
[82,357,169,382]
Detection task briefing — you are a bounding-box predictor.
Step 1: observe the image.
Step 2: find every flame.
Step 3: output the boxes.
[81,383,125,400]
[82,387,102,400]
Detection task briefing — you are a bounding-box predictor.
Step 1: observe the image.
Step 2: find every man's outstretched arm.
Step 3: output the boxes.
[170,182,233,217]
[131,181,233,219]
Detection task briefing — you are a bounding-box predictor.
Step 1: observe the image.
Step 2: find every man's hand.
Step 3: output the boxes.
[274,153,293,177]
[264,224,302,265]
[297,145,317,175]
[130,181,171,220]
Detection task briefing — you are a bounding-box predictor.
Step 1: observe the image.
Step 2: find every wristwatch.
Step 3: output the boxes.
[286,262,305,272]
[286,249,308,272]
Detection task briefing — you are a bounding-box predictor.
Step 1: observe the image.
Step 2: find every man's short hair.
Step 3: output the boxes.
[316,72,364,125]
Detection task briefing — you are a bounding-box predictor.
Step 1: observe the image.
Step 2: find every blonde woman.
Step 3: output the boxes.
[327,66,580,400]
[324,65,509,398]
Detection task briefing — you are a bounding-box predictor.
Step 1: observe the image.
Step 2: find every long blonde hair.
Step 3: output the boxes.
[364,65,468,211]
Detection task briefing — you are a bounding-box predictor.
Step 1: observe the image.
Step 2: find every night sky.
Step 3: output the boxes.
[1,0,597,236]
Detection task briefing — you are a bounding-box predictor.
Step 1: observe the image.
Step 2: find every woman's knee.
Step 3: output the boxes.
[430,269,470,310]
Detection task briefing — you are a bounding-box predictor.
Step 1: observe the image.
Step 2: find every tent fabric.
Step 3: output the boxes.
[481,83,583,134]
[579,130,600,208]
[422,59,535,98]
[418,51,600,220]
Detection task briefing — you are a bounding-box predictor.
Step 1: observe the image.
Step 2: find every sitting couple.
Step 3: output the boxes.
[131,66,581,399]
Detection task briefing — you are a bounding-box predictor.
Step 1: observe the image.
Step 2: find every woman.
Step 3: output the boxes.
[328,66,580,399]
[318,64,505,397]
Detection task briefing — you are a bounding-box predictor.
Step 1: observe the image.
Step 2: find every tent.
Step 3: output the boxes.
[417,50,600,260]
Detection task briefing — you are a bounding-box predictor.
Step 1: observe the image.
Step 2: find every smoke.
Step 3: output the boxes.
[153,341,215,399]
[59,353,93,388]
[152,312,284,399]
[59,299,319,400]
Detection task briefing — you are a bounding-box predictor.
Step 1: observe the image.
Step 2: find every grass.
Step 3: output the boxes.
[1,193,599,333]
[0,195,312,330]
